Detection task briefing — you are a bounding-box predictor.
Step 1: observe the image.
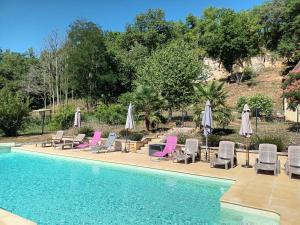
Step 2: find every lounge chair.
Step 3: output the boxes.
[60,134,86,149]
[173,139,199,164]
[210,141,235,169]
[42,130,64,147]
[285,146,300,179]
[150,136,177,160]
[76,131,101,149]
[91,133,117,153]
[254,144,280,176]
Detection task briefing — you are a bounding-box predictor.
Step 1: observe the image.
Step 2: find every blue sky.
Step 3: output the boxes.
[0,0,265,54]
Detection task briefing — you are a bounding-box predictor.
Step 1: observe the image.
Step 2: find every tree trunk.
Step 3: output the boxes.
[55,56,60,105]
[145,113,151,131]
[168,108,172,122]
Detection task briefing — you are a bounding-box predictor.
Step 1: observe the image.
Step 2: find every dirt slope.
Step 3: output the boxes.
[224,68,283,112]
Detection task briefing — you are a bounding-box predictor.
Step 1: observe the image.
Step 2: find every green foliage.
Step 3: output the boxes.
[249,94,274,116]
[205,135,221,147]
[236,94,274,116]
[282,72,300,110]
[0,89,30,136]
[50,105,75,130]
[118,129,143,141]
[123,9,175,51]
[136,40,206,111]
[214,106,233,129]
[131,85,165,131]
[199,8,260,72]
[193,81,232,128]
[78,126,94,137]
[95,103,126,125]
[175,132,192,144]
[67,20,121,106]
[251,134,286,152]
[252,0,300,61]
[0,50,37,91]
[236,96,249,113]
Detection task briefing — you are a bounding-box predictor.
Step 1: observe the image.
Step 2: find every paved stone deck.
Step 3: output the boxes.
[3,145,300,225]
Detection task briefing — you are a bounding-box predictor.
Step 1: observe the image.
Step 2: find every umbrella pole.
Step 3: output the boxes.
[124,128,128,153]
[206,135,208,161]
[242,137,252,168]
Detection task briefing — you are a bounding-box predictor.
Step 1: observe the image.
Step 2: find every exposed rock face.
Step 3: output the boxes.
[204,54,283,80]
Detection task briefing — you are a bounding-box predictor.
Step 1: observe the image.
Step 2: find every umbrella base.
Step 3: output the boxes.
[241,164,253,168]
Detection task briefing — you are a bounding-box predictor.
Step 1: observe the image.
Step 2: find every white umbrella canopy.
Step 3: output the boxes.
[201,100,213,159]
[240,104,253,168]
[125,103,134,130]
[239,104,253,137]
[202,100,213,136]
[74,107,81,128]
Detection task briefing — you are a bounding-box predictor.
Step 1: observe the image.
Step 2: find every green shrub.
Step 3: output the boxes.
[0,89,30,136]
[251,135,286,152]
[249,94,273,117]
[204,135,221,147]
[128,132,143,141]
[118,129,143,141]
[176,132,190,144]
[101,131,110,138]
[243,66,255,81]
[50,105,75,130]
[236,96,248,113]
[95,103,126,125]
[214,106,233,128]
[78,126,94,137]
[236,94,273,116]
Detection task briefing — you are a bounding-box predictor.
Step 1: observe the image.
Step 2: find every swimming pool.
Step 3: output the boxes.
[0,147,279,225]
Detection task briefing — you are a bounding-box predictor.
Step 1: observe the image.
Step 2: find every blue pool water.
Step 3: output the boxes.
[0,148,279,225]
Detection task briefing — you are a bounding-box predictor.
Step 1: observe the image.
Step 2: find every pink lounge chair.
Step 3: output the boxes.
[151,136,178,159]
[76,131,101,149]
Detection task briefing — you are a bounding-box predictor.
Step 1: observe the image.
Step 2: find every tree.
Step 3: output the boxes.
[199,8,260,76]
[253,0,300,62]
[193,81,232,128]
[0,89,30,136]
[136,40,206,119]
[132,85,165,131]
[282,72,300,110]
[66,20,115,108]
[0,50,36,91]
[122,9,175,51]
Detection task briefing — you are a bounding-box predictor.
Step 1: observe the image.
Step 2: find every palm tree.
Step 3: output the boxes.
[194,81,228,110]
[134,85,165,131]
[193,81,232,128]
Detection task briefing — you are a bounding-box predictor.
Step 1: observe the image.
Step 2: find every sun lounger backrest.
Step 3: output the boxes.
[105,133,117,148]
[185,139,198,155]
[55,130,64,140]
[288,146,300,167]
[90,131,101,146]
[219,141,234,159]
[74,134,85,142]
[164,136,177,154]
[259,144,277,164]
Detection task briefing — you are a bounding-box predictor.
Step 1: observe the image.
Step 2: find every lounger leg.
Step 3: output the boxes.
[289,172,292,179]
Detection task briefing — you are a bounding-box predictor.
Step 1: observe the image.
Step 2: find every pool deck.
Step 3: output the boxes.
[3,145,300,225]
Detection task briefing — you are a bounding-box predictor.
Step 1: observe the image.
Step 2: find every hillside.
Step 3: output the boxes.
[224,68,283,112]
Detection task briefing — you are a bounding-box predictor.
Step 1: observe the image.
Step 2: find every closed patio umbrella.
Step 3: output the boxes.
[74,107,81,128]
[202,100,212,160]
[240,104,253,168]
[125,103,134,152]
